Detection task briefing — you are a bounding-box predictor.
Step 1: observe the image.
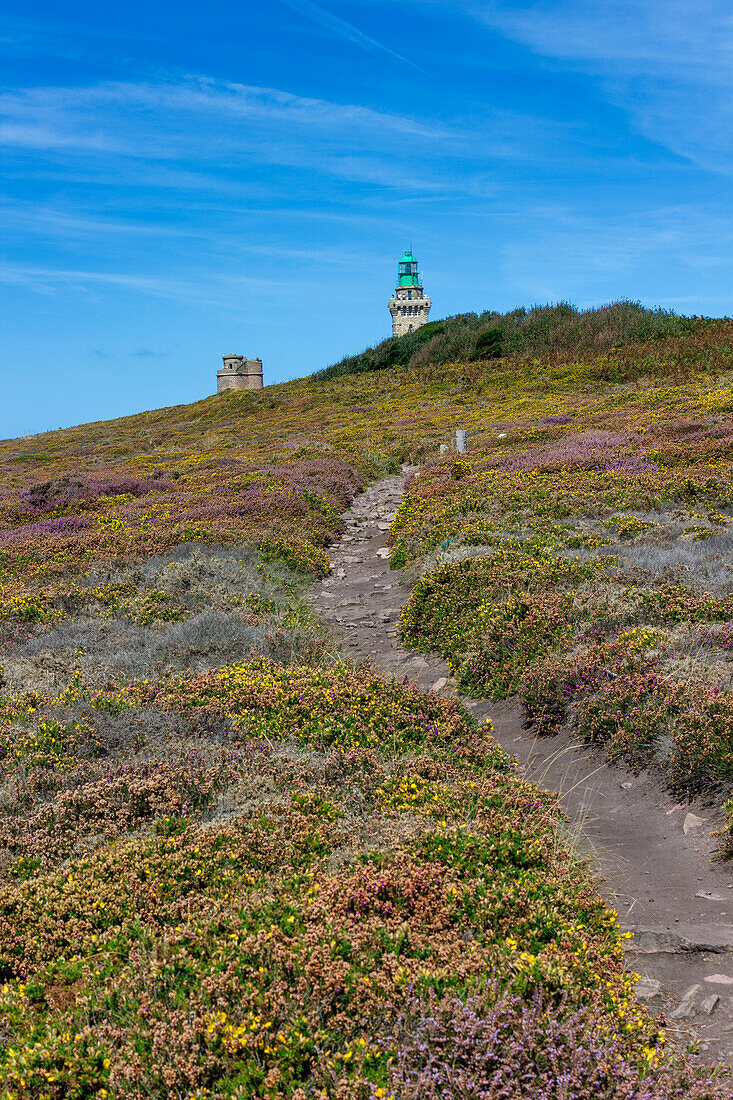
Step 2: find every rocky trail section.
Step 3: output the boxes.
[309,472,733,1063]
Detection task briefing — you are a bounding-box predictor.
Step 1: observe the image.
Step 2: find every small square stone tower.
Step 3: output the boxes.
[217,355,263,393]
[388,250,431,337]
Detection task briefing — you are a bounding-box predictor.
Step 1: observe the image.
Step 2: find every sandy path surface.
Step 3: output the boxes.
[309,472,733,1062]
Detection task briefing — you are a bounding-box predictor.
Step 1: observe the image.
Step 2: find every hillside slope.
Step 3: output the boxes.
[1,317,733,1097]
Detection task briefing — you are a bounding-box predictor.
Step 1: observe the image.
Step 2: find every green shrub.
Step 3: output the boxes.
[473,327,503,360]
[310,301,701,382]
[311,321,446,382]
[258,537,332,577]
[398,547,598,697]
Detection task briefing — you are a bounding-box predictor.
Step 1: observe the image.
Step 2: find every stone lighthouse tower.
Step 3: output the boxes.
[388,250,431,337]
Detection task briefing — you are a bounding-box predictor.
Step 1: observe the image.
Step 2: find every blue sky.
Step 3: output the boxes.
[0,0,731,437]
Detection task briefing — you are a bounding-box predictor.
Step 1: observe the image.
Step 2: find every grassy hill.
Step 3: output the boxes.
[1,308,733,1097]
[311,300,716,382]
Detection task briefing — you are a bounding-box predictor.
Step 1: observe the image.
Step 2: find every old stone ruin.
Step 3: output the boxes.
[217,355,263,393]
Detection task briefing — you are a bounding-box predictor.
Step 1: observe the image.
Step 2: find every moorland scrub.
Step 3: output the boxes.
[1,304,733,1096]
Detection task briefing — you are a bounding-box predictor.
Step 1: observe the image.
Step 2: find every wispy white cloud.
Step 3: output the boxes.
[475,0,731,71]
[0,198,431,261]
[0,201,194,239]
[278,0,427,72]
[0,77,446,154]
[0,75,572,201]
[0,77,464,201]
[0,121,128,153]
[0,262,286,310]
[498,200,733,304]
[467,0,733,174]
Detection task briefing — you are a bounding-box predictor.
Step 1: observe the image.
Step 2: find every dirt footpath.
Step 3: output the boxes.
[309,472,733,1063]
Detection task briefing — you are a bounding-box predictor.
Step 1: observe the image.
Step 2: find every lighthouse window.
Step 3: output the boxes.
[407,290,412,299]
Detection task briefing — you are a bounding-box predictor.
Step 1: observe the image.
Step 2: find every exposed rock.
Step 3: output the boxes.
[634,977,662,1001]
[683,812,705,835]
[670,984,701,1019]
[700,994,720,1015]
[623,925,733,954]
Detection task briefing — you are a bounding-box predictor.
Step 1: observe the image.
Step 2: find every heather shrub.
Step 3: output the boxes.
[385,986,733,1100]
[454,590,574,697]
[667,685,733,793]
[3,306,733,1094]
[705,622,733,651]
[1,749,245,875]
[0,662,647,1100]
[638,585,733,624]
[125,660,482,756]
[522,643,733,795]
[391,379,733,798]
[574,672,680,766]
[520,644,625,736]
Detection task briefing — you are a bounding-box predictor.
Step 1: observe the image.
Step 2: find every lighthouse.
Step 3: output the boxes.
[388,250,431,337]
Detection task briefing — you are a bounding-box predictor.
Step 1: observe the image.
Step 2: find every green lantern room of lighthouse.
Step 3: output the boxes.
[397,250,421,287]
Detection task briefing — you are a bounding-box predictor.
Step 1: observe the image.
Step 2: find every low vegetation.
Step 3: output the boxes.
[388,317,733,817]
[1,303,733,1096]
[312,300,710,382]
